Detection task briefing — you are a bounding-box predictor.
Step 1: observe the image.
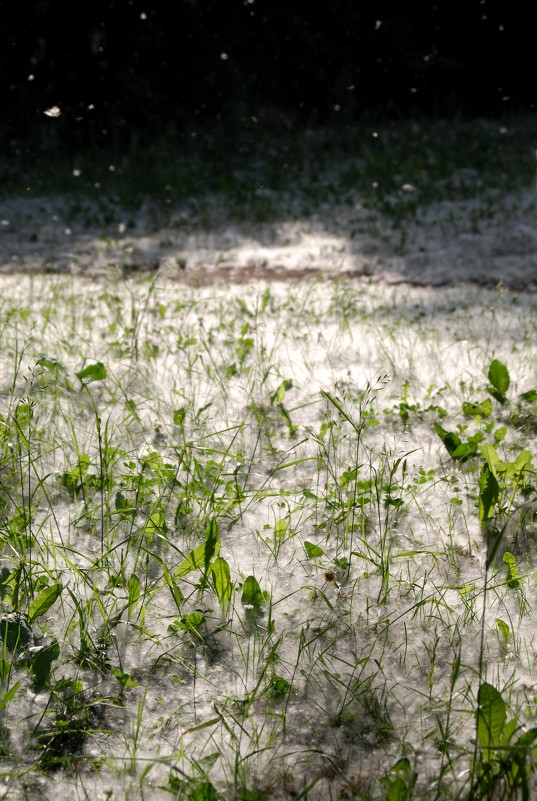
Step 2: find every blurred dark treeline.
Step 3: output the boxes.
[2,0,536,151]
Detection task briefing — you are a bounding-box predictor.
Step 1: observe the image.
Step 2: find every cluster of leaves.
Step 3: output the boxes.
[472,682,537,800]
[434,359,536,497]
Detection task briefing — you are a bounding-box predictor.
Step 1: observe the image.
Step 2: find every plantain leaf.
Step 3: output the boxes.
[28,639,60,687]
[127,574,141,613]
[434,422,461,458]
[175,519,221,579]
[172,407,186,426]
[476,682,506,748]
[211,557,233,613]
[462,399,492,418]
[28,583,63,624]
[203,519,219,572]
[0,681,20,714]
[76,362,107,382]
[488,360,510,395]
[478,463,499,526]
[503,551,521,589]
[487,359,510,403]
[304,541,324,558]
[272,379,293,404]
[241,575,265,607]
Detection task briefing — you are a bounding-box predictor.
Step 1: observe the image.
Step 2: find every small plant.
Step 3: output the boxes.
[382,757,416,801]
[487,359,510,405]
[478,443,535,565]
[470,682,537,800]
[434,422,484,463]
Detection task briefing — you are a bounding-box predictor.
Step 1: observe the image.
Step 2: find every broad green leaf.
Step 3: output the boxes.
[481,443,500,477]
[171,611,205,639]
[434,423,461,459]
[76,361,107,382]
[462,399,492,418]
[191,782,217,801]
[172,407,186,426]
[204,519,220,572]
[28,583,63,624]
[478,463,499,526]
[112,667,139,688]
[175,520,221,579]
[143,504,167,541]
[36,355,64,372]
[55,677,83,694]
[0,681,20,715]
[520,389,537,402]
[241,575,265,608]
[384,758,414,801]
[272,379,292,403]
[385,777,408,801]
[304,541,324,558]
[115,490,135,520]
[493,426,507,443]
[73,453,90,477]
[175,542,209,578]
[274,518,288,539]
[480,398,493,417]
[476,682,506,748]
[514,449,532,473]
[340,467,359,487]
[391,758,411,776]
[184,611,205,628]
[436,427,483,463]
[277,403,297,435]
[28,639,60,687]
[319,420,336,440]
[211,557,233,613]
[61,454,91,495]
[496,460,514,481]
[240,789,270,801]
[269,675,295,698]
[143,451,163,472]
[450,442,473,461]
[514,727,537,749]
[488,359,510,396]
[495,618,510,643]
[503,551,521,589]
[14,402,33,427]
[127,574,141,613]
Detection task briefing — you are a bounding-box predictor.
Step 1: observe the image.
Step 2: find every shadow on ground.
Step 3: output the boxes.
[0,184,535,290]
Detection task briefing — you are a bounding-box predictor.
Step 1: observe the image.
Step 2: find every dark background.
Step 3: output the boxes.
[2,1,536,151]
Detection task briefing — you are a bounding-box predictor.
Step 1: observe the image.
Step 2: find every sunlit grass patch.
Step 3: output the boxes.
[0,274,537,798]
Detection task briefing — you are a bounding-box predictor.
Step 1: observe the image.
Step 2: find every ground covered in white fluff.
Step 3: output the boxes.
[0,263,537,799]
[0,182,535,288]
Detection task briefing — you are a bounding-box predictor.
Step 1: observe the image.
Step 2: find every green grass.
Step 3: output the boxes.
[0,274,537,798]
[2,114,536,228]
